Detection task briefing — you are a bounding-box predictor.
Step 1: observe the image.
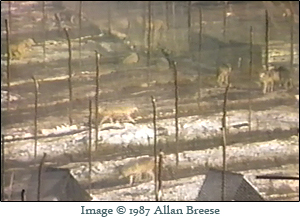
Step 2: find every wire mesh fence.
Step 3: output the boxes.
[1,1,299,201]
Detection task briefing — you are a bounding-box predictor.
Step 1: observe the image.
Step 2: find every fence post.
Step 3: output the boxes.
[221,83,230,201]
[63,28,73,125]
[37,153,47,201]
[5,19,11,112]
[32,76,39,159]
[151,96,158,201]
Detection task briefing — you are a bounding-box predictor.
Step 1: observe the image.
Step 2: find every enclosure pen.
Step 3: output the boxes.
[1,1,298,202]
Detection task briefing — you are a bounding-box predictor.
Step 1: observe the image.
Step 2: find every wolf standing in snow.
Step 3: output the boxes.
[217,64,232,87]
[97,105,138,126]
[273,66,293,90]
[118,157,155,186]
[9,38,35,60]
[259,70,278,94]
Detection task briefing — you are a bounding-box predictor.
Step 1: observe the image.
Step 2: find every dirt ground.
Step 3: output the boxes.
[1,1,299,201]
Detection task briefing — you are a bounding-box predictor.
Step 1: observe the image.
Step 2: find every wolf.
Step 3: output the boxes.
[273,66,293,90]
[98,105,138,126]
[217,64,232,87]
[259,69,280,94]
[9,38,35,60]
[118,157,155,186]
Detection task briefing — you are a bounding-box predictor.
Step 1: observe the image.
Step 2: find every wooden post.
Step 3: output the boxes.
[42,1,46,69]
[157,150,164,201]
[173,61,179,167]
[142,1,147,48]
[125,2,130,36]
[8,171,14,201]
[107,1,112,35]
[198,7,203,54]
[248,26,253,133]
[32,76,39,159]
[187,1,192,49]
[79,1,82,73]
[289,2,294,73]
[151,96,158,201]
[171,2,177,54]
[8,1,12,32]
[1,135,5,201]
[5,19,11,112]
[37,153,47,201]
[94,51,100,151]
[21,189,26,201]
[265,10,269,71]
[161,49,179,166]
[165,1,169,30]
[197,7,203,110]
[222,1,228,41]
[63,28,73,125]
[147,1,152,85]
[88,99,92,194]
[221,83,230,201]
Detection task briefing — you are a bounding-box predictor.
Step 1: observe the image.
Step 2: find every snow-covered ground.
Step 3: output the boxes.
[90,163,299,201]
[87,141,299,201]
[60,134,298,183]
[4,107,298,161]
[3,107,298,201]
